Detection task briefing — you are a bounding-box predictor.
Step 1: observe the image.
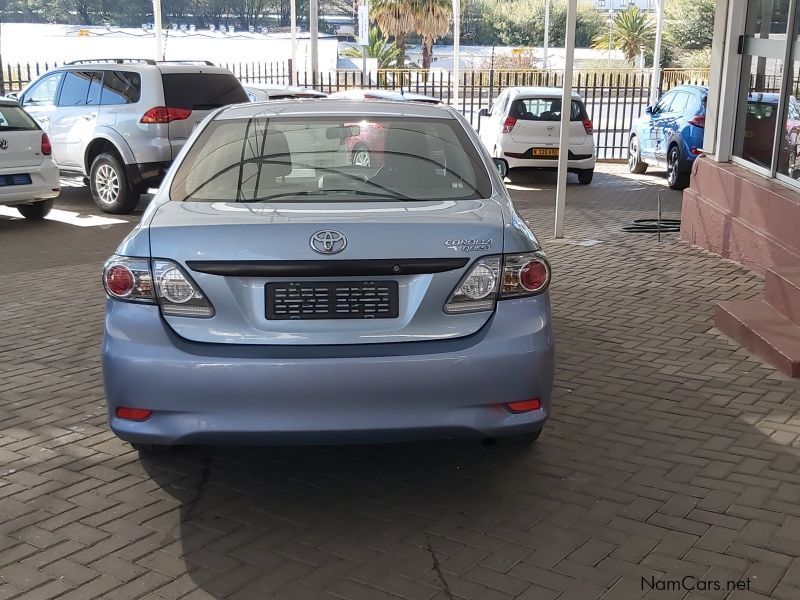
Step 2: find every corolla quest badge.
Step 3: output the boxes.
[310,230,348,254]
[0,139,7,151]
[445,238,494,252]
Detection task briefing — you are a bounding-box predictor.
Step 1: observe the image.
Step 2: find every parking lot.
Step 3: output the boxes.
[2,164,800,600]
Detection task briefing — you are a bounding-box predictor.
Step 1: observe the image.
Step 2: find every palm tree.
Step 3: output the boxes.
[371,0,415,67]
[341,27,402,68]
[413,0,452,69]
[592,5,656,63]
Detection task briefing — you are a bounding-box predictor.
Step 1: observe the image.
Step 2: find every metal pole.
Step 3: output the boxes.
[554,0,577,239]
[290,0,297,85]
[310,0,319,83]
[453,0,460,105]
[153,0,163,60]
[543,0,550,69]
[650,0,665,104]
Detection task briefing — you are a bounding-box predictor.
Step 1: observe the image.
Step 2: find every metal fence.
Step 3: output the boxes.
[3,61,711,159]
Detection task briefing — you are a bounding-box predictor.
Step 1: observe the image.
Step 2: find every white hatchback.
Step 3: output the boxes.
[478,87,596,184]
[0,98,60,219]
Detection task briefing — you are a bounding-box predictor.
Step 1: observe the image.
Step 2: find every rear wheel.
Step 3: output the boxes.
[628,135,648,174]
[577,169,594,185]
[90,153,140,214]
[16,199,54,220]
[666,145,690,190]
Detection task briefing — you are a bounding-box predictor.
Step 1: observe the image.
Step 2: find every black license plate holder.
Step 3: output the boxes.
[266,281,399,320]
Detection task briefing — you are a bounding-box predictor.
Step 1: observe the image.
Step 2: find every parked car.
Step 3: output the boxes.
[0,97,60,219]
[244,84,327,102]
[101,99,554,453]
[628,84,707,190]
[738,93,800,176]
[16,59,248,214]
[326,89,440,104]
[326,89,440,168]
[477,87,596,184]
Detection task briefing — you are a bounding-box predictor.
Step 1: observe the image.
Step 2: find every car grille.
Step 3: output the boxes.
[0,174,32,187]
[266,281,399,320]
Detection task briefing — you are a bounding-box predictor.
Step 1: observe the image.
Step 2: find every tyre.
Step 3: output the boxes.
[90,153,140,214]
[666,145,690,190]
[577,169,594,185]
[351,146,371,168]
[16,199,53,220]
[628,135,648,174]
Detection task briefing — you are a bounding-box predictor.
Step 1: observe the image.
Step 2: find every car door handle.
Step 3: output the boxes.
[83,113,97,120]
[38,116,50,123]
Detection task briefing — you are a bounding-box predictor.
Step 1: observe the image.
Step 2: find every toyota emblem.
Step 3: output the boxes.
[310,230,347,254]
[0,139,7,151]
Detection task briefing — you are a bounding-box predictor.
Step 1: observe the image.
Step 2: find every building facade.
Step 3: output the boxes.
[681,0,800,377]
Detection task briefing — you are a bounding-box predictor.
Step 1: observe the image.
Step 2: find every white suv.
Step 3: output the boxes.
[17,59,248,213]
[478,87,596,184]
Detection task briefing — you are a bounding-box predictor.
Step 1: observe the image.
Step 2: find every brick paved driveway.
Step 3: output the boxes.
[1,166,799,600]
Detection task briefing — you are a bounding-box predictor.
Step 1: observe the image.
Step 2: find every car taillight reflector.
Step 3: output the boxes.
[501,252,551,297]
[688,115,706,128]
[582,118,594,134]
[116,407,152,421]
[505,399,541,413]
[502,117,517,133]
[519,260,549,292]
[140,106,192,124]
[103,256,154,303]
[41,133,52,155]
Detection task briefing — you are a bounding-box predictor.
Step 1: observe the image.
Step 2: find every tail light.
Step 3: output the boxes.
[444,252,550,314]
[116,407,152,421]
[103,256,214,318]
[502,117,517,133]
[152,260,214,317]
[688,115,706,128]
[582,118,594,135]
[41,133,52,155]
[103,257,153,302]
[140,106,192,124]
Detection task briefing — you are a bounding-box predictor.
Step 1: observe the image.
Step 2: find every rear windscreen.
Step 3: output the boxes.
[0,105,38,130]
[510,98,587,121]
[161,73,249,110]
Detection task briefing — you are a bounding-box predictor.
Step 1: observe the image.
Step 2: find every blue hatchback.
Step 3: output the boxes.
[628,85,707,189]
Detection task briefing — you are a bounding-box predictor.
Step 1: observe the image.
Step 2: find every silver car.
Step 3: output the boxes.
[101,99,554,453]
[18,59,248,214]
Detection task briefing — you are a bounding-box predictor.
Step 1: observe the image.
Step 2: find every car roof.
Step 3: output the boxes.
[57,60,235,75]
[0,97,20,106]
[219,98,456,120]
[504,87,583,99]
[670,84,708,94]
[327,89,439,103]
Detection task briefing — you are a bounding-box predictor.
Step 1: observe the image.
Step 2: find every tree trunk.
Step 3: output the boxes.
[422,36,433,69]
[395,33,406,68]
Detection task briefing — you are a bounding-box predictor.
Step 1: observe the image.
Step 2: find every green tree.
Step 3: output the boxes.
[414,0,451,68]
[371,0,414,67]
[341,26,401,68]
[592,5,655,63]
[664,0,715,66]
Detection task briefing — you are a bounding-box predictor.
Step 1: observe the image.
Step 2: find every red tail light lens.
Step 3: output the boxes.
[105,265,135,297]
[140,106,192,124]
[519,260,550,292]
[502,117,517,133]
[582,118,594,134]
[688,115,706,128]
[501,252,551,297]
[116,407,152,421]
[505,399,541,413]
[41,133,52,155]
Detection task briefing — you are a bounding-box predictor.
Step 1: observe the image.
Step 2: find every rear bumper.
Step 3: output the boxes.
[503,154,596,170]
[102,297,555,445]
[125,161,170,189]
[0,162,60,205]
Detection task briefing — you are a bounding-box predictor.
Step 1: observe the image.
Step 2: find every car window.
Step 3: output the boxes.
[87,72,103,106]
[100,71,142,105]
[670,92,690,113]
[512,98,585,121]
[22,72,63,107]
[0,105,38,130]
[654,92,675,114]
[746,101,776,119]
[171,117,492,203]
[58,71,98,107]
[161,73,248,109]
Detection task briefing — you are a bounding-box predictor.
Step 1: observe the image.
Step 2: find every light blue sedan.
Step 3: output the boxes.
[101,98,554,453]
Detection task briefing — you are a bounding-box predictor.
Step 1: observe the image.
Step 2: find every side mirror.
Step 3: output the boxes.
[478,108,489,117]
[645,105,654,114]
[492,157,509,178]
[6,92,18,101]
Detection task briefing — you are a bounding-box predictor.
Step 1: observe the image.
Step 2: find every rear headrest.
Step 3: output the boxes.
[262,130,292,178]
